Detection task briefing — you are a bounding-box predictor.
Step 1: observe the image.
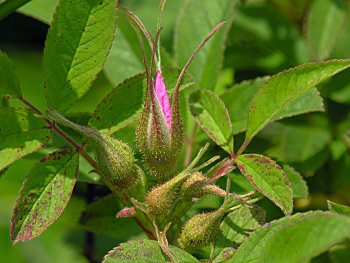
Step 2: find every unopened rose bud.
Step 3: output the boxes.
[145,178,178,217]
[181,172,226,199]
[87,130,137,189]
[47,110,137,189]
[178,209,225,251]
[145,169,191,217]
[136,70,183,180]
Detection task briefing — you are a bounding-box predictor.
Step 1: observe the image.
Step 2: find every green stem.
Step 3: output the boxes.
[0,0,31,21]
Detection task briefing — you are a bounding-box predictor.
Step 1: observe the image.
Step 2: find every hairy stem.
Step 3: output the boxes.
[184,122,198,167]
[20,97,99,171]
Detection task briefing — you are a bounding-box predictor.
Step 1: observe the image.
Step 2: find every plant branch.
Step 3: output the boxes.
[20,97,99,171]
[20,97,156,239]
[0,0,31,21]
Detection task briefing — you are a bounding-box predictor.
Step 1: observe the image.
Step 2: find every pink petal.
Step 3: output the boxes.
[154,70,172,130]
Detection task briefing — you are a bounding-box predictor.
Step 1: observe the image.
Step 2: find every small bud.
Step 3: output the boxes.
[89,131,136,189]
[181,172,227,199]
[178,209,225,251]
[46,110,137,189]
[145,169,191,217]
[116,207,137,218]
[136,70,184,180]
[145,179,178,217]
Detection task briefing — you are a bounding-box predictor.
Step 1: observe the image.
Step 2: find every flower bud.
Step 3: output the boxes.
[116,207,137,218]
[145,178,179,217]
[46,110,136,189]
[181,172,226,199]
[136,70,184,180]
[178,209,225,251]
[145,169,191,217]
[88,130,136,189]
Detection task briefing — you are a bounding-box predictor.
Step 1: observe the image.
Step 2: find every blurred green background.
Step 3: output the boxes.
[1,0,350,262]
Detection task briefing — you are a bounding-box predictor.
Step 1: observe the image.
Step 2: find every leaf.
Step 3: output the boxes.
[283,165,308,199]
[89,73,145,133]
[18,0,57,24]
[329,244,350,263]
[189,89,233,154]
[225,5,310,71]
[43,0,117,113]
[306,0,347,60]
[245,60,350,143]
[0,51,21,98]
[79,195,144,239]
[175,0,236,90]
[103,14,146,86]
[221,205,266,243]
[263,123,331,163]
[103,239,199,263]
[10,149,79,243]
[103,13,175,86]
[236,154,293,215]
[213,205,265,262]
[328,200,350,216]
[229,211,350,263]
[0,107,51,172]
[220,77,324,134]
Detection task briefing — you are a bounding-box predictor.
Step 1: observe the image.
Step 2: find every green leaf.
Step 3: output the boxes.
[43,0,117,113]
[189,89,233,154]
[236,154,293,215]
[213,205,265,262]
[328,200,350,216]
[0,107,51,172]
[0,0,31,21]
[175,0,236,90]
[0,51,21,98]
[221,77,324,134]
[329,245,350,263]
[245,60,350,143]
[79,195,144,239]
[89,73,145,133]
[263,123,331,163]
[103,14,146,86]
[221,205,265,243]
[103,239,199,263]
[306,0,347,60]
[18,0,57,24]
[283,165,308,199]
[10,149,79,243]
[229,211,350,263]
